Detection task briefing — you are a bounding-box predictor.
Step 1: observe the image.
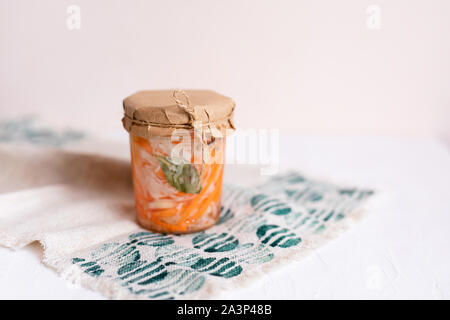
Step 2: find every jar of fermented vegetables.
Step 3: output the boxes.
[122,90,235,234]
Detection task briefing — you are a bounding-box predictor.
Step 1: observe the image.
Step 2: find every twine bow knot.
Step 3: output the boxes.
[172,89,196,126]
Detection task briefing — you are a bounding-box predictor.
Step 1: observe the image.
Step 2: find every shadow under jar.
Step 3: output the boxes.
[122,90,236,234]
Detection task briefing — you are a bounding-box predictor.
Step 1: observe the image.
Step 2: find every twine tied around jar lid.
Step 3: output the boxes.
[171,90,215,173]
[171,89,196,126]
[171,89,215,146]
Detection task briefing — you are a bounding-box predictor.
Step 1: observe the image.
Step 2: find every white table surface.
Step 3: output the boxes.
[1,134,449,299]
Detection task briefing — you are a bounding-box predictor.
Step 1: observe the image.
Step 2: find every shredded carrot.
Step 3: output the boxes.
[133,136,153,155]
[177,163,222,224]
[187,183,222,224]
[149,215,184,233]
[152,207,178,218]
[185,164,224,225]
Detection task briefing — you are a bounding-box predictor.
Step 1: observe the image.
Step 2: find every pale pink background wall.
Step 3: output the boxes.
[1,0,449,139]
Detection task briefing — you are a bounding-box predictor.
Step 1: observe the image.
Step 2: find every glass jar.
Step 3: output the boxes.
[130,133,225,233]
[123,90,235,234]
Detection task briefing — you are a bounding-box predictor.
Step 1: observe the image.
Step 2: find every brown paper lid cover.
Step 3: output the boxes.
[122,89,235,137]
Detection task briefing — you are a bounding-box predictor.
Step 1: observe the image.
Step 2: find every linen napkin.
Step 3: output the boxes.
[0,139,374,299]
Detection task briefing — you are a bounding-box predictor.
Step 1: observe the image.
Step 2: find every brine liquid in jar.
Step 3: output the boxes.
[130,132,225,234]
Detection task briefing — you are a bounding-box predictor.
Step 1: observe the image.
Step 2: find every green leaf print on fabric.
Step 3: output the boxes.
[156,244,243,278]
[129,232,175,247]
[192,232,239,252]
[191,257,242,278]
[72,231,246,299]
[0,117,84,147]
[217,206,234,225]
[251,194,292,215]
[256,224,302,248]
